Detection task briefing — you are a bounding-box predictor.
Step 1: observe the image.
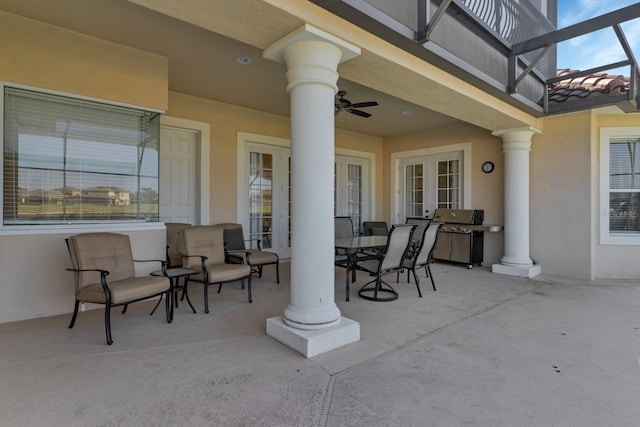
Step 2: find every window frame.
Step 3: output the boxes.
[0,82,165,235]
[600,127,640,245]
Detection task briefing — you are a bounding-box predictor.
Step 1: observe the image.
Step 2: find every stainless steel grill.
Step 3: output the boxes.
[432,209,484,268]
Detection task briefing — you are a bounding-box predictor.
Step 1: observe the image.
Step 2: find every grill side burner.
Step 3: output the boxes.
[432,209,484,268]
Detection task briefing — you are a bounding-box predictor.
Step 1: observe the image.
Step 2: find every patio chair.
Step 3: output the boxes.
[398,222,442,296]
[165,222,192,268]
[181,226,252,314]
[335,216,357,275]
[355,224,416,301]
[404,217,431,244]
[66,232,171,345]
[362,220,389,236]
[212,223,280,283]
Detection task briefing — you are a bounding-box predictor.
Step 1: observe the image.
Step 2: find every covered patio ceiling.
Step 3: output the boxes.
[0,0,540,136]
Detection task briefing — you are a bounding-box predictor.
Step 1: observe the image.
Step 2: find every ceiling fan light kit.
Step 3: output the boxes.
[335,90,378,118]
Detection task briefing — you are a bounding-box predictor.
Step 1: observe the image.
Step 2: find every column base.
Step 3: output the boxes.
[266,316,360,357]
[492,262,541,278]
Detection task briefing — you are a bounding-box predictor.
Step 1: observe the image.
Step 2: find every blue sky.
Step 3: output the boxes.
[556,0,640,75]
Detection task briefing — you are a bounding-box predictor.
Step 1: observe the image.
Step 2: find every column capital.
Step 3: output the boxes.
[264,24,360,65]
[492,126,541,152]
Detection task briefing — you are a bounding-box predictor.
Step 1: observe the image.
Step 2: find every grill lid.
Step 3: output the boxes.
[432,209,484,224]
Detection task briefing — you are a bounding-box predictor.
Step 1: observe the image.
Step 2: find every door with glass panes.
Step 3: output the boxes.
[335,156,370,235]
[243,143,371,257]
[399,152,462,222]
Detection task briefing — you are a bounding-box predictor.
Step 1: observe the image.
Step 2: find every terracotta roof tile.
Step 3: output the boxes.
[547,68,630,104]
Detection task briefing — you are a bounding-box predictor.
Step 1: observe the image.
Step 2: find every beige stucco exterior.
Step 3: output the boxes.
[1,3,639,324]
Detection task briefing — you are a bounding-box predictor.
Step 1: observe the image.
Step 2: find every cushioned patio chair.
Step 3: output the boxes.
[398,222,442,296]
[181,226,252,314]
[355,224,416,301]
[212,223,280,284]
[66,232,171,345]
[165,222,192,268]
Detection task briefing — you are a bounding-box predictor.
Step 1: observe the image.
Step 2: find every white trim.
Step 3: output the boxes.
[600,127,640,245]
[160,116,211,225]
[390,142,472,223]
[0,81,165,114]
[0,222,165,236]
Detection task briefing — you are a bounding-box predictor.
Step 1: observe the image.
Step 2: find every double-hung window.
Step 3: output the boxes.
[601,127,640,244]
[2,85,160,227]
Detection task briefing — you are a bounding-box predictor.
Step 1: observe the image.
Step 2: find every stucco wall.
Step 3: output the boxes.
[530,112,593,279]
[0,11,168,110]
[382,122,505,266]
[0,12,171,323]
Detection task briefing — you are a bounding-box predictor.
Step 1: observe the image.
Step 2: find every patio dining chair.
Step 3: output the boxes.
[355,224,416,301]
[398,222,442,296]
[181,226,252,314]
[66,232,171,345]
[362,220,389,236]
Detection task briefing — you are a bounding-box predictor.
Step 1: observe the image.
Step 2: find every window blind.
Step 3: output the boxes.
[3,86,160,225]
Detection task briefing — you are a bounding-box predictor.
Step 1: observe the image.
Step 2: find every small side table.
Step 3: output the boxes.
[150,268,197,322]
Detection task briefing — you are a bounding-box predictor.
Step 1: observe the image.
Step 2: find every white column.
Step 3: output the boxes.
[492,126,542,278]
[263,24,360,357]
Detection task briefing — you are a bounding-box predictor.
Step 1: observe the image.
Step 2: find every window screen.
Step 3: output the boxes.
[3,87,160,225]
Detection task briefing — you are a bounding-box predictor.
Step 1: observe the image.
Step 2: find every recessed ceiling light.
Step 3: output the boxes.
[236,56,252,64]
[401,110,413,115]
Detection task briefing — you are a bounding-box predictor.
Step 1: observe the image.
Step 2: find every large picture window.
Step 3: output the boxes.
[601,128,640,244]
[3,86,160,226]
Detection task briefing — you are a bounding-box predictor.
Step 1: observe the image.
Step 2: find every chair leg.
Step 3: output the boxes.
[412,269,423,298]
[104,306,113,345]
[69,300,80,329]
[247,275,253,303]
[204,283,210,314]
[258,265,263,278]
[166,290,173,323]
[427,264,437,291]
[122,304,128,314]
[217,283,223,293]
[276,262,280,284]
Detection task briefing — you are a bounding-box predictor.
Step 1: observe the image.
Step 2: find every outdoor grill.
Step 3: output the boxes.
[431,209,485,268]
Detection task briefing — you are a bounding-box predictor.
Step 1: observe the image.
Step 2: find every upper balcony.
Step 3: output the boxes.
[310,0,639,116]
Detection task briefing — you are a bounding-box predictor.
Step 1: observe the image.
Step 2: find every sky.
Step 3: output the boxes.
[556,0,640,75]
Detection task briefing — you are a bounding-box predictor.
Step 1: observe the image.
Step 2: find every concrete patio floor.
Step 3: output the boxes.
[1,262,639,426]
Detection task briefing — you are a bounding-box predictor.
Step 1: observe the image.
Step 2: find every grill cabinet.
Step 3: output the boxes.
[431,209,484,268]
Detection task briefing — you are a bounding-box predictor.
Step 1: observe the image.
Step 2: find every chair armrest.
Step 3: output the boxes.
[66,267,113,296]
[134,259,168,275]
[244,238,262,250]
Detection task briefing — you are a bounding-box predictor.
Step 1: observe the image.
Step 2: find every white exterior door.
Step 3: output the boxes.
[244,142,291,258]
[335,156,370,234]
[398,151,463,221]
[159,126,198,224]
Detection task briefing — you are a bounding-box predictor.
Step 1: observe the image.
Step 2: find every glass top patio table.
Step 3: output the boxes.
[335,236,387,302]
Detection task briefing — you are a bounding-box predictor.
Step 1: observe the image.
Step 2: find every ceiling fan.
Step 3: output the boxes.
[334,90,378,118]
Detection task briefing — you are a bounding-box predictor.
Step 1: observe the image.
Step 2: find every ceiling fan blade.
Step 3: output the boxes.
[350,101,378,108]
[348,109,372,118]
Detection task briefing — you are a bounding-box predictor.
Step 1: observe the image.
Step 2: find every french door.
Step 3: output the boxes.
[242,140,371,258]
[335,156,370,235]
[245,142,291,258]
[399,151,463,221]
